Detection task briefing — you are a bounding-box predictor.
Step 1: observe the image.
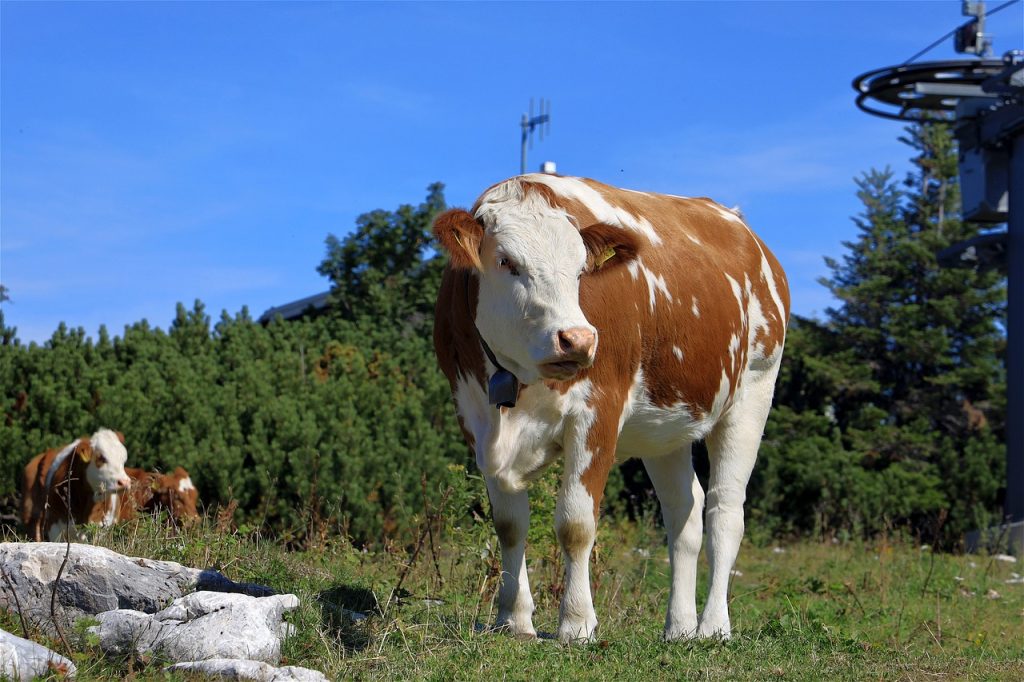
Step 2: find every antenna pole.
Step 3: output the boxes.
[520,113,529,175]
[519,98,551,175]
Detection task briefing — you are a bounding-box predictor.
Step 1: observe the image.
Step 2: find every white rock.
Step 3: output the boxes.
[994,554,1017,564]
[89,591,299,664]
[0,628,77,681]
[0,542,274,636]
[164,658,328,681]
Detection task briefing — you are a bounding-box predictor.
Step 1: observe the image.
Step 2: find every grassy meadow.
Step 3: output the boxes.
[3,504,1021,681]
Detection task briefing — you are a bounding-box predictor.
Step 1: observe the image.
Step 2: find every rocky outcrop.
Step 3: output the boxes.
[0,542,274,635]
[89,591,300,664]
[0,542,331,679]
[0,627,76,681]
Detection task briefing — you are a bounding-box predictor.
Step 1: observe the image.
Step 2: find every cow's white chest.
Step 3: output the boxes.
[102,494,119,526]
[455,375,588,493]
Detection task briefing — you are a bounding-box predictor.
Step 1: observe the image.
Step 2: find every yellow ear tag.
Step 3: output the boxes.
[77,449,91,464]
[596,247,616,269]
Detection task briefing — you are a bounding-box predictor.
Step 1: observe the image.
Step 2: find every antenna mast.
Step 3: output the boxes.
[520,98,551,175]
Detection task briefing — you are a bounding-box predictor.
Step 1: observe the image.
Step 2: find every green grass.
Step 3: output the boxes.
[3,512,1022,681]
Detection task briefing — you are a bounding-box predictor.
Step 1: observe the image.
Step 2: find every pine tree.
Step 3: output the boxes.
[758,122,1007,543]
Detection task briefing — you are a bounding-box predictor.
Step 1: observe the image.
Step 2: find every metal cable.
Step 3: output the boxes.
[902,0,1020,65]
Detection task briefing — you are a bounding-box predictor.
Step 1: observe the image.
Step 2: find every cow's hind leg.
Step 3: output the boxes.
[643,443,704,640]
[486,478,537,638]
[699,366,779,639]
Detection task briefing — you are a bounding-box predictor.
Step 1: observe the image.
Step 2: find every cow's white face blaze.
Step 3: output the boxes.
[475,215,596,384]
[84,428,131,499]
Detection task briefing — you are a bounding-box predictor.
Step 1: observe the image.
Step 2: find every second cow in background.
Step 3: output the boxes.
[120,466,200,523]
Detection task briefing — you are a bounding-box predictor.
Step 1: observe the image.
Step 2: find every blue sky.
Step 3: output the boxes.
[2,1,1021,344]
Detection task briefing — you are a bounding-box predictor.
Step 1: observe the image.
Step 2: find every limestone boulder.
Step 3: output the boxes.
[0,627,77,680]
[89,591,299,664]
[0,542,273,635]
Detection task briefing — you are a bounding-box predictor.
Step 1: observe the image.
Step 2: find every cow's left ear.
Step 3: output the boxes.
[114,431,126,444]
[580,223,640,273]
[433,209,484,271]
[74,440,93,464]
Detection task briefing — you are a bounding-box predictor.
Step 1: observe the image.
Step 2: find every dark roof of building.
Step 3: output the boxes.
[258,290,331,324]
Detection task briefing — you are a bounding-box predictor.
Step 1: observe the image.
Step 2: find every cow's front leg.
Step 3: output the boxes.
[486,478,537,638]
[555,407,618,643]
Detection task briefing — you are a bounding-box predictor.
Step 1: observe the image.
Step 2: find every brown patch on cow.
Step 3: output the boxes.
[434,209,484,271]
[434,268,486,451]
[519,180,600,230]
[494,518,520,549]
[579,386,633,519]
[557,519,594,559]
[434,269,486,385]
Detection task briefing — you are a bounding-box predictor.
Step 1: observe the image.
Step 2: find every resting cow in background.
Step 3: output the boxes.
[20,429,132,541]
[432,175,789,642]
[120,466,200,523]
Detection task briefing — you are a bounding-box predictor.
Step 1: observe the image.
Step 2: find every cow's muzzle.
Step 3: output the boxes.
[540,327,597,380]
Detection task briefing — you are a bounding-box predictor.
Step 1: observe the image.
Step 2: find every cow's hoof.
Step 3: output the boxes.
[490,618,537,639]
[557,618,597,644]
[663,623,699,642]
[695,621,731,640]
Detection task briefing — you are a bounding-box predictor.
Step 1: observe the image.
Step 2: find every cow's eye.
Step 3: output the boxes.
[498,257,520,277]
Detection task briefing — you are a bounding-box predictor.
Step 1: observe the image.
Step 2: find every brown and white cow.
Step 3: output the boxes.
[20,429,133,541]
[432,175,789,642]
[119,466,200,523]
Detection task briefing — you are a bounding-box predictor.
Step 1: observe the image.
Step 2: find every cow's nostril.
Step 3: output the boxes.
[558,327,596,356]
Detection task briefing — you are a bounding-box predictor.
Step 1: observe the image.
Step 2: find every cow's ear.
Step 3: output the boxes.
[433,209,484,271]
[580,223,640,273]
[114,430,126,444]
[74,440,93,464]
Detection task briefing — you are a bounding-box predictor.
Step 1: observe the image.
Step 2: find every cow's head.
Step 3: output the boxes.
[80,429,131,499]
[154,467,200,522]
[434,189,638,385]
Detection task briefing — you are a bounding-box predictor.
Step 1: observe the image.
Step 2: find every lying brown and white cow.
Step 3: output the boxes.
[20,429,132,541]
[119,466,200,522]
[433,175,789,642]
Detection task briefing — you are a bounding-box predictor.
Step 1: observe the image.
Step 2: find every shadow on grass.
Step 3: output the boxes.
[316,584,380,651]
